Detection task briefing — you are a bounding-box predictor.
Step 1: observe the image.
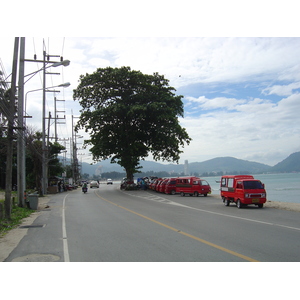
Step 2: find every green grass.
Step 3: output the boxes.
[0,202,34,237]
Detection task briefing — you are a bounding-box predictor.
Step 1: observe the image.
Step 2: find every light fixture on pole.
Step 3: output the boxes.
[58,82,71,87]
[52,60,70,67]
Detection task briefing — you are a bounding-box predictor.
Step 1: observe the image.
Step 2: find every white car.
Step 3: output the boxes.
[90,181,99,188]
[107,179,113,185]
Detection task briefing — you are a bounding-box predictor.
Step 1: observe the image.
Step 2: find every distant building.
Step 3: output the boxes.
[95,165,103,176]
[184,160,189,175]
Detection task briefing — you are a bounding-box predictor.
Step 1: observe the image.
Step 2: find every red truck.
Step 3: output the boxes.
[176,176,211,197]
[220,175,266,208]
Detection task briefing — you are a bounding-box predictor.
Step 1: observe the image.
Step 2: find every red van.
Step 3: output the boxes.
[149,178,161,191]
[220,175,266,208]
[164,178,177,195]
[175,176,211,197]
[158,178,169,193]
[155,178,165,192]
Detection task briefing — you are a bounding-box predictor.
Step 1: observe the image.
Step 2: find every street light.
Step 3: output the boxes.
[24,60,71,84]
[52,60,70,67]
[24,83,70,120]
[58,82,70,87]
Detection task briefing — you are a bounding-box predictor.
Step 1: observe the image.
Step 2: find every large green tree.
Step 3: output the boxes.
[73,66,191,181]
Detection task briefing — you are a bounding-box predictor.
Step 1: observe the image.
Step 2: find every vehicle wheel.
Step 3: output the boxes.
[194,191,199,197]
[180,192,185,197]
[236,199,243,209]
[204,193,208,197]
[258,203,264,208]
[171,190,176,195]
[224,198,229,206]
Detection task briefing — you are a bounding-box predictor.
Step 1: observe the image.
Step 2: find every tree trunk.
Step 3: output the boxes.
[126,170,134,183]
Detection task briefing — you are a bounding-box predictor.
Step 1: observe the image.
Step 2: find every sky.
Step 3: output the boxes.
[1,3,300,167]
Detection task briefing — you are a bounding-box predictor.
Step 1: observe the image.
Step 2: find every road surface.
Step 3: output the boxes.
[4,184,300,262]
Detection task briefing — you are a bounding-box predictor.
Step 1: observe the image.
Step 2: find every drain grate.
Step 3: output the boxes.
[19,224,45,229]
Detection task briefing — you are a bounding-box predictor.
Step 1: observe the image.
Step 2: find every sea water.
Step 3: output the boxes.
[202,173,300,204]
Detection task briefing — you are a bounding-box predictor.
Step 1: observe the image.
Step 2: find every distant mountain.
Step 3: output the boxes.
[270,152,300,172]
[81,156,271,176]
[79,152,300,176]
[188,157,271,174]
[81,159,182,175]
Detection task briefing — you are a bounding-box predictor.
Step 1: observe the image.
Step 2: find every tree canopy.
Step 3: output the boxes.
[73,66,191,180]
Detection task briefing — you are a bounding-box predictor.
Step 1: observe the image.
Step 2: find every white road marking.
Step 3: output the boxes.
[124,191,300,232]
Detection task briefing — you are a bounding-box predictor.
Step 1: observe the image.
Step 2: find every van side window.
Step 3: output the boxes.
[201,180,209,186]
[193,180,199,185]
[221,178,227,187]
[228,178,234,188]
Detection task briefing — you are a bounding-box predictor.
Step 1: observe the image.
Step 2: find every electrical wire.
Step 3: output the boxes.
[1,38,75,162]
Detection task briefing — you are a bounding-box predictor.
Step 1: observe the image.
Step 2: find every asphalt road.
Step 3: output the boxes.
[4,184,300,262]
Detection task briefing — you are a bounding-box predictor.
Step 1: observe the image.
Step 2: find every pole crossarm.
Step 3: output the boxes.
[23,58,69,64]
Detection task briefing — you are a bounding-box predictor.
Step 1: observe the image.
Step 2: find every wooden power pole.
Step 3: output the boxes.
[5,37,19,218]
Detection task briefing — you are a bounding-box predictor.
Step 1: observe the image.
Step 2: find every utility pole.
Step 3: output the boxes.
[41,50,46,195]
[41,51,69,195]
[5,37,19,218]
[71,115,82,185]
[17,37,25,207]
[20,44,70,196]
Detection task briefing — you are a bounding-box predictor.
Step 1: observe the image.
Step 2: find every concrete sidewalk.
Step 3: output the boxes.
[0,195,51,262]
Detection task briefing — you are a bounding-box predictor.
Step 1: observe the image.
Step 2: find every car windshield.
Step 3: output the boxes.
[243,181,264,189]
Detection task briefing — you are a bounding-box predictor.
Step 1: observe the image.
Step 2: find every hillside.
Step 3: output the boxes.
[270,152,300,172]
[80,152,300,176]
[188,157,270,174]
[81,156,271,176]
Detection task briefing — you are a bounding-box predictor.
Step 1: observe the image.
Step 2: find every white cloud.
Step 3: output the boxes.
[262,82,300,96]
[63,37,300,89]
[186,96,247,111]
[2,37,300,166]
[180,92,300,165]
